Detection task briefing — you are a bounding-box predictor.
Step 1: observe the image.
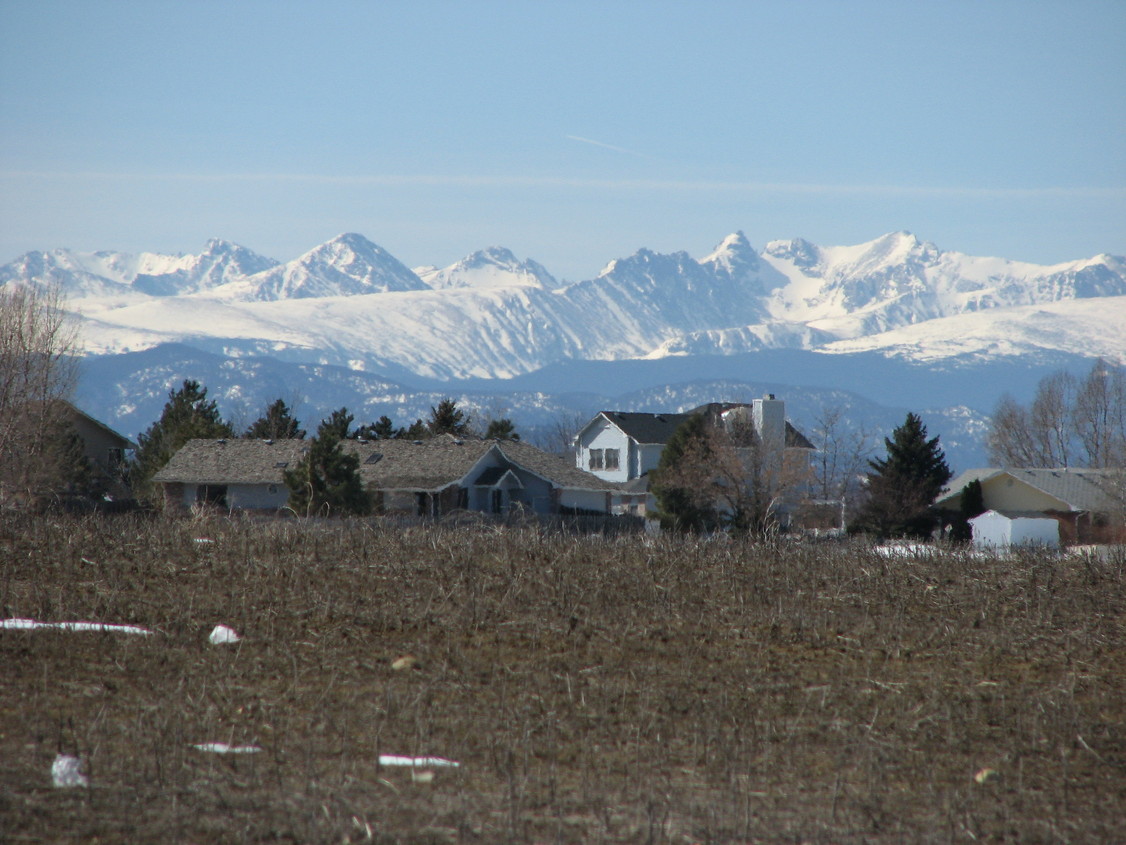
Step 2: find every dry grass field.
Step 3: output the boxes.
[1,514,1123,843]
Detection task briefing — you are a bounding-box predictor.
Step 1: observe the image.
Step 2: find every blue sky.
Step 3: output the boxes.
[2,0,1123,280]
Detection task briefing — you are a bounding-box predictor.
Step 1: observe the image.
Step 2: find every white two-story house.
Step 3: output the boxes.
[574,396,815,517]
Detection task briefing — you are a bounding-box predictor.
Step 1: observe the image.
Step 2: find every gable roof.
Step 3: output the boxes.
[495,439,625,490]
[589,407,815,450]
[64,403,138,450]
[151,437,494,490]
[152,435,623,494]
[593,411,694,445]
[937,467,1124,513]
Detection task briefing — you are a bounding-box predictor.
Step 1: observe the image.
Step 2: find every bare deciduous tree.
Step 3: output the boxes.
[0,283,81,505]
[808,403,875,519]
[653,413,809,535]
[988,359,1125,469]
[1074,359,1126,469]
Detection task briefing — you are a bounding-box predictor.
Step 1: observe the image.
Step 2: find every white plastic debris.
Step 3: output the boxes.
[2,618,153,636]
[51,754,89,788]
[208,624,241,645]
[974,767,1000,784]
[192,743,262,754]
[379,755,460,768]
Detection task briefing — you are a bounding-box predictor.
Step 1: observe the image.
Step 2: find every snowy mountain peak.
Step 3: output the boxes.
[701,231,760,276]
[131,239,279,297]
[763,237,822,272]
[230,234,427,301]
[418,246,558,290]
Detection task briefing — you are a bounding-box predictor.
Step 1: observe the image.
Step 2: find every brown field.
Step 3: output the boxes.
[1,514,1123,843]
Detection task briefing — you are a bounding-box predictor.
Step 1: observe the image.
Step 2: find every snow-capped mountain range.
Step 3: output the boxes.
[4,230,1123,380]
[2,230,1123,470]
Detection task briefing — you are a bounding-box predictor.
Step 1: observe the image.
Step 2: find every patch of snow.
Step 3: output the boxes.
[51,754,89,787]
[379,755,460,768]
[208,624,241,645]
[192,743,262,754]
[2,618,153,635]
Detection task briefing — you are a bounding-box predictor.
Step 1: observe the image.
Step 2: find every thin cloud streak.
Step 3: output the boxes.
[2,169,1123,199]
[565,135,657,160]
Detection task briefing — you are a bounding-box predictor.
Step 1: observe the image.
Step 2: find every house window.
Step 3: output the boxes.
[589,449,604,470]
[196,484,227,508]
[604,448,620,470]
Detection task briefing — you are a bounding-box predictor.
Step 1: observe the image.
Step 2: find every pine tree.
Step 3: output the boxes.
[353,415,398,440]
[948,478,985,543]
[428,398,469,437]
[132,380,234,503]
[485,417,520,441]
[651,413,722,533]
[244,398,305,440]
[850,412,952,539]
[283,408,371,516]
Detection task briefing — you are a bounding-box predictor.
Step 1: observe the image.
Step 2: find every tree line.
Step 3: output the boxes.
[128,381,519,514]
[987,358,1125,470]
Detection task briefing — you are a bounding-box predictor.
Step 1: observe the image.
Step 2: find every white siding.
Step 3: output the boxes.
[576,418,631,482]
[560,488,609,513]
[971,510,1059,549]
[228,483,289,510]
[637,443,665,477]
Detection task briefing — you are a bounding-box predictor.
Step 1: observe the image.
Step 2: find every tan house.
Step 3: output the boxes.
[152,435,624,517]
[935,467,1126,544]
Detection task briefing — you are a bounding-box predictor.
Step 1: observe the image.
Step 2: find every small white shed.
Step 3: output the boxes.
[969,509,1060,550]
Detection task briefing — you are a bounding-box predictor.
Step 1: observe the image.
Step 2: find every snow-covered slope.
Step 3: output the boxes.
[416,247,558,290]
[212,233,427,301]
[3,231,1124,382]
[820,296,1126,364]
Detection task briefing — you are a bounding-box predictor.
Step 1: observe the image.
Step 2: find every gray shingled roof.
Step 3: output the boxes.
[597,411,693,445]
[151,437,494,491]
[594,407,815,450]
[938,467,1124,513]
[152,435,623,493]
[495,439,626,491]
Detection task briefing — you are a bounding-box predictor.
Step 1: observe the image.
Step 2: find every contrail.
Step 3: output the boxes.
[565,135,655,159]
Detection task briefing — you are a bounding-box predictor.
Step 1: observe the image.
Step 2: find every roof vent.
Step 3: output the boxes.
[274,461,288,469]
[217,439,227,445]
[413,440,422,445]
[263,438,274,445]
[364,453,383,465]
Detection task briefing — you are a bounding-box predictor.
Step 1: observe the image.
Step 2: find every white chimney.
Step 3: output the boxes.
[752,394,785,474]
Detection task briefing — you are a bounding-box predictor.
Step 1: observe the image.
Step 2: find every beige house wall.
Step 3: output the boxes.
[981,476,1068,512]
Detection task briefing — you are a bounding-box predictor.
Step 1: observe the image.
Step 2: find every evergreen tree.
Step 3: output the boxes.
[132,380,234,503]
[485,417,520,441]
[427,398,470,437]
[651,413,722,533]
[949,478,986,542]
[284,408,371,517]
[244,398,305,440]
[850,413,952,539]
[320,407,354,440]
[353,415,398,440]
[402,419,428,440]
